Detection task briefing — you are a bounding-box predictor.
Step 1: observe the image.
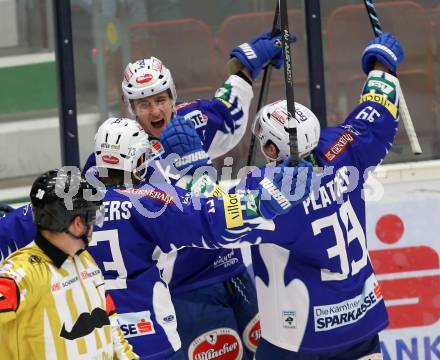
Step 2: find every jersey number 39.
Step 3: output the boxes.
[311,198,368,281]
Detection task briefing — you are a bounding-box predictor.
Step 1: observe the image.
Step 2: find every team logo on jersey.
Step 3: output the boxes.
[51,282,62,292]
[23,204,31,216]
[136,73,153,84]
[360,93,398,119]
[244,192,258,217]
[118,310,156,338]
[181,192,192,205]
[163,314,175,323]
[213,250,239,269]
[313,274,383,332]
[242,315,260,352]
[176,101,197,111]
[323,131,355,162]
[28,255,42,265]
[222,193,244,229]
[117,188,175,205]
[282,310,297,329]
[215,83,233,108]
[185,110,208,129]
[102,155,120,165]
[188,327,243,360]
[80,269,101,280]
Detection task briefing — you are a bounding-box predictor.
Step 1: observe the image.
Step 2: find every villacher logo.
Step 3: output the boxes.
[188,328,243,360]
[243,315,261,352]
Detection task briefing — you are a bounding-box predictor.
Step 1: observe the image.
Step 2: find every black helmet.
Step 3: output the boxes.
[30,168,102,232]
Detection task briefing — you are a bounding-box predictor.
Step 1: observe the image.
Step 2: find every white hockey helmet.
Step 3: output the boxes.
[94,117,151,179]
[122,57,177,116]
[253,100,320,161]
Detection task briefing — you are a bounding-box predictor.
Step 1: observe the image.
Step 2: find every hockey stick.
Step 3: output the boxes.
[246,2,280,166]
[279,0,300,164]
[363,0,422,155]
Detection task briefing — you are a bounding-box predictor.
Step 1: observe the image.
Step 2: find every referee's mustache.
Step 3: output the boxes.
[60,307,110,340]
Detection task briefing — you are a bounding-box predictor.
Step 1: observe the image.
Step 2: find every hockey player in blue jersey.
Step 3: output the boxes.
[112,31,295,359]
[0,116,312,359]
[157,32,405,359]
[226,32,404,359]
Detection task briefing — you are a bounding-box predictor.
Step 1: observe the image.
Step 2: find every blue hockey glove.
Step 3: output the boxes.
[230,31,296,80]
[361,32,404,75]
[257,159,313,219]
[160,116,211,173]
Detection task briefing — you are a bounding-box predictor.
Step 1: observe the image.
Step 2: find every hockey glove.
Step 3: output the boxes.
[230,31,297,80]
[160,116,211,173]
[257,158,313,219]
[361,32,404,75]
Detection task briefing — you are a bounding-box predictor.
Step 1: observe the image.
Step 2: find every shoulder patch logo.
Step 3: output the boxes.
[215,83,233,108]
[117,188,175,205]
[185,110,208,129]
[0,277,19,312]
[175,101,197,111]
[324,131,355,162]
[29,255,43,265]
[360,93,398,119]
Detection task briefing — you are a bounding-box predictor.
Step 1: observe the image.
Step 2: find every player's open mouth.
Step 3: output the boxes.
[151,119,165,129]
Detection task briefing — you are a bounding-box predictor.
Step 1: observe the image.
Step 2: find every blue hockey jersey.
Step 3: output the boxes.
[207,70,400,353]
[83,74,253,295]
[0,204,34,262]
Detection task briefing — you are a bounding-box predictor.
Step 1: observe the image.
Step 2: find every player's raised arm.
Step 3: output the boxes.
[318,32,405,173]
[202,31,296,159]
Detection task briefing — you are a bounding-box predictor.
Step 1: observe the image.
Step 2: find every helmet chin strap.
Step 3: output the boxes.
[65,222,93,250]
